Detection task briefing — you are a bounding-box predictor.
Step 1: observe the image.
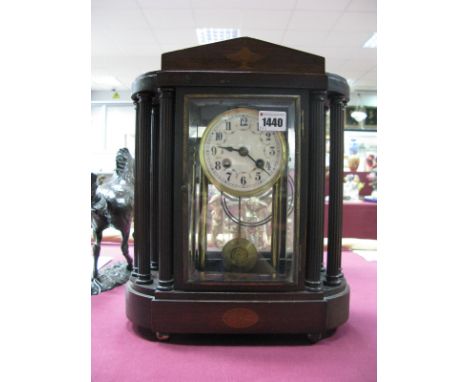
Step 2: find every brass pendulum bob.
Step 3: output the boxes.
[222,197,258,272]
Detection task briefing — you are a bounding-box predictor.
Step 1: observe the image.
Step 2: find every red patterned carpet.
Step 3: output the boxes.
[92,245,376,382]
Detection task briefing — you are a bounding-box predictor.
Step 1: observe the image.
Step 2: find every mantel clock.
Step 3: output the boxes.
[126,37,350,343]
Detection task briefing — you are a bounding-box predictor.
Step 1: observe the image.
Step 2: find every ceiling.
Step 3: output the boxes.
[92,0,376,91]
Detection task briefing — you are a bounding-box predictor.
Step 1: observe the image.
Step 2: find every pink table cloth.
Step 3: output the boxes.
[92,245,376,382]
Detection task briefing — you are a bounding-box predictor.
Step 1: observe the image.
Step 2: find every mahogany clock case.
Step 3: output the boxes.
[125,38,350,342]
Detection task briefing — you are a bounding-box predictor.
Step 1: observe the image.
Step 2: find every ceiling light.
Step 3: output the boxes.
[351,93,368,123]
[92,75,122,88]
[350,109,367,122]
[196,28,240,45]
[363,32,377,48]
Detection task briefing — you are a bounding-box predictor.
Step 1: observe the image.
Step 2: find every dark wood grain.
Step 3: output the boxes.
[132,71,328,94]
[305,91,327,291]
[152,300,327,334]
[134,92,153,285]
[150,97,159,271]
[326,95,347,285]
[162,37,324,74]
[157,88,175,291]
[131,100,140,277]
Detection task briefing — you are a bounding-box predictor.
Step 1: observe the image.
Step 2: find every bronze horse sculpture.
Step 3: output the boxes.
[91,148,134,279]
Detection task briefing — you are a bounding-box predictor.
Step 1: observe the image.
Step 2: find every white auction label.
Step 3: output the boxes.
[258,111,287,131]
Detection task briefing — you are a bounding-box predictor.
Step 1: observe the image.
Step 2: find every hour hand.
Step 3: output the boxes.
[217,146,239,153]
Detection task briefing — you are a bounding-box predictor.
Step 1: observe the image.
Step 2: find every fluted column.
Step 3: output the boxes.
[150,97,159,271]
[131,100,139,277]
[326,95,346,285]
[157,88,175,291]
[305,91,327,291]
[134,92,153,285]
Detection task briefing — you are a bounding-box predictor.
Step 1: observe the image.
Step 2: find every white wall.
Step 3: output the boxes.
[91,90,377,106]
[91,90,133,103]
[91,92,135,173]
[349,90,377,107]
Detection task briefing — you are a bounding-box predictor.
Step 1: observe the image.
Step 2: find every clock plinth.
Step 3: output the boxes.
[126,272,349,336]
[126,37,350,343]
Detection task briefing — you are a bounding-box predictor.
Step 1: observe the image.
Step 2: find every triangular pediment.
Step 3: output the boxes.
[161,37,324,74]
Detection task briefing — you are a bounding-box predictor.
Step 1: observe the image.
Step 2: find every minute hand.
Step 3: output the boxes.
[245,153,271,176]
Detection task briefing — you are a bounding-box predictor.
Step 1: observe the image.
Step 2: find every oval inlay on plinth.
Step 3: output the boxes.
[222,308,259,329]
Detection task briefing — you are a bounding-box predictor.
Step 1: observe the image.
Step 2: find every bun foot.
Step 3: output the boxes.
[325,328,337,337]
[155,332,170,341]
[306,332,322,344]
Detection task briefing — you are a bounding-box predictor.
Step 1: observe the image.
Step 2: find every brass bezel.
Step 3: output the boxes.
[199,107,287,197]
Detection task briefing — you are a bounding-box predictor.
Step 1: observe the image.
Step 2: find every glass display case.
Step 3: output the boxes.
[182,95,299,286]
[344,130,377,172]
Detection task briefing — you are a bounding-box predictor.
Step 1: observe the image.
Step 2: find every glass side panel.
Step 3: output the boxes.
[184,95,300,284]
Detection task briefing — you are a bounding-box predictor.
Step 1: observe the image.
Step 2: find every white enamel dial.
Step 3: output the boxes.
[199,108,286,197]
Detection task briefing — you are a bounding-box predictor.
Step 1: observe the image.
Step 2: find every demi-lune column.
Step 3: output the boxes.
[326,94,346,285]
[157,88,175,291]
[134,92,153,285]
[305,91,327,291]
[150,97,159,271]
[131,99,139,277]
